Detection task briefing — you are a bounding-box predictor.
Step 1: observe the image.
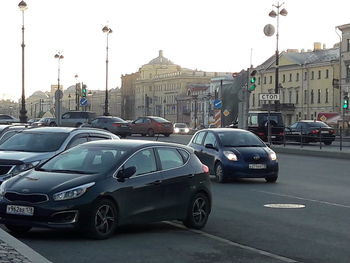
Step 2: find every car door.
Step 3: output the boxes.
[119,148,164,223]
[287,122,299,141]
[201,131,218,173]
[131,118,145,135]
[189,131,207,163]
[155,146,192,219]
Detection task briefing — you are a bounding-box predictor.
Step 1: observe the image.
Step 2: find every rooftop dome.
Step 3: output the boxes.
[148,50,174,65]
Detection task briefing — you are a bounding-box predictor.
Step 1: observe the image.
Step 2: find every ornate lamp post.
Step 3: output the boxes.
[269,2,287,110]
[102,25,112,116]
[54,52,64,126]
[18,0,28,123]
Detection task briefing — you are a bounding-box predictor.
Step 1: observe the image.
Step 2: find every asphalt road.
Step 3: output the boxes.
[6,135,350,263]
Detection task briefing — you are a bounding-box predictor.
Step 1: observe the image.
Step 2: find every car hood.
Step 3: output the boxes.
[0,151,56,164]
[224,146,269,157]
[4,169,99,194]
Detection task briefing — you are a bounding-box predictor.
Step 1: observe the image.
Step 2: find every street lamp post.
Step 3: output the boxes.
[18,1,28,123]
[75,74,79,111]
[54,52,64,126]
[269,2,287,111]
[102,25,112,116]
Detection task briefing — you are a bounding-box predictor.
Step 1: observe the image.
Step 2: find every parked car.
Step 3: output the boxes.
[45,111,97,127]
[0,115,19,124]
[27,118,41,125]
[0,127,119,183]
[173,123,190,134]
[130,116,173,137]
[83,116,131,138]
[188,128,278,183]
[284,120,336,145]
[0,139,211,239]
[32,117,57,127]
[0,125,33,145]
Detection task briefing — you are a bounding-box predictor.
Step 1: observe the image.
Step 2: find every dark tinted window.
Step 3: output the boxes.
[0,132,69,152]
[174,123,187,128]
[110,117,125,122]
[218,131,265,147]
[258,114,283,126]
[157,148,184,170]
[124,149,157,176]
[306,122,329,128]
[178,149,190,162]
[203,132,217,147]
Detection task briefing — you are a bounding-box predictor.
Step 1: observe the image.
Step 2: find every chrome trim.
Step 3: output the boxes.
[4,191,49,203]
[48,210,79,224]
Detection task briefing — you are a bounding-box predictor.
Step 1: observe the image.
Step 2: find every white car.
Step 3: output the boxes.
[173,123,190,134]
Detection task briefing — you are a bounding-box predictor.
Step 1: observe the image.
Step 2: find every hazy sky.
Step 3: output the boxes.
[1,0,349,101]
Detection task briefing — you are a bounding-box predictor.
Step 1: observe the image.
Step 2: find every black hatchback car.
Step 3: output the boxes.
[0,140,211,239]
[188,128,278,183]
[284,120,336,145]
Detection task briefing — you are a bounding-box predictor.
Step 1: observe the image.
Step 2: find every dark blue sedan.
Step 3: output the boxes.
[188,128,278,183]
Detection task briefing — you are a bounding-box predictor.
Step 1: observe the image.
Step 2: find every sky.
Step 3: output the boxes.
[0,0,349,101]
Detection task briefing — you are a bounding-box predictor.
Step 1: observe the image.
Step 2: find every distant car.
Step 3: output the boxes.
[0,127,119,183]
[27,118,41,125]
[84,116,131,138]
[60,111,97,127]
[130,116,173,137]
[173,123,190,134]
[32,117,57,127]
[188,128,278,183]
[0,115,19,125]
[284,120,336,145]
[0,140,211,239]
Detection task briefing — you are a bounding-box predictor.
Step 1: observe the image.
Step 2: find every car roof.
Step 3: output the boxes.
[20,126,113,134]
[197,127,251,133]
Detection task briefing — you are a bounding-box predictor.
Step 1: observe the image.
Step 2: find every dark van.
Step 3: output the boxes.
[247,111,284,143]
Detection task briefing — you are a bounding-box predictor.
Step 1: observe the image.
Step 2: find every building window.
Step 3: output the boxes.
[318,70,321,79]
[289,90,292,103]
[326,88,329,103]
[326,69,329,79]
[282,91,285,103]
[282,74,286,83]
[304,90,307,104]
[252,93,255,107]
[311,71,314,80]
[296,73,299,81]
[348,39,350,52]
[311,90,314,104]
[264,76,266,84]
[346,65,350,82]
[304,72,307,80]
[317,89,321,103]
[296,90,299,104]
[258,77,261,85]
[269,76,272,84]
[289,73,292,82]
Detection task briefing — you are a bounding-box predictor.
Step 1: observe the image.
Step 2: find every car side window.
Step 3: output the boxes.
[193,132,206,145]
[124,149,157,176]
[88,135,110,141]
[134,118,143,124]
[203,132,217,147]
[156,147,184,170]
[144,119,151,124]
[290,123,298,129]
[62,113,70,119]
[66,136,88,149]
[248,115,258,126]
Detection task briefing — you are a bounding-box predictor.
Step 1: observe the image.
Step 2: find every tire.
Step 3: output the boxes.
[265,176,278,183]
[147,129,155,137]
[76,123,82,128]
[163,133,170,137]
[5,224,32,234]
[86,199,118,240]
[324,141,332,145]
[183,192,210,229]
[214,162,226,183]
[49,122,57,127]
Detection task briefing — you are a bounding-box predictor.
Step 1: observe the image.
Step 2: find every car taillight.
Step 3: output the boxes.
[202,164,209,173]
[155,122,163,127]
[258,132,265,137]
[311,129,318,134]
[330,129,335,134]
[112,123,121,127]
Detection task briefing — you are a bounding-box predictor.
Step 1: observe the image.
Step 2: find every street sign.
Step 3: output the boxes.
[223,109,230,116]
[80,97,88,106]
[54,89,63,100]
[213,99,222,109]
[259,93,280,101]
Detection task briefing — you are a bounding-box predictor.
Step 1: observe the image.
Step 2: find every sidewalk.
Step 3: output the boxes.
[0,228,51,263]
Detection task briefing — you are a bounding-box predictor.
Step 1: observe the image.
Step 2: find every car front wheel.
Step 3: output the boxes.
[265,176,278,183]
[215,162,226,183]
[183,193,210,230]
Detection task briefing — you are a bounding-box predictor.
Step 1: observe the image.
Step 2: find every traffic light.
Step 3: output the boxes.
[343,95,349,109]
[248,70,257,92]
[82,84,87,97]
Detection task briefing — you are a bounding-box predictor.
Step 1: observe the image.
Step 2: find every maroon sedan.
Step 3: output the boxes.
[130,116,173,137]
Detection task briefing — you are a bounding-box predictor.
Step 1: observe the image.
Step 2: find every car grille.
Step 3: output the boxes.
[0,166,13,176]
[4,192,49,203]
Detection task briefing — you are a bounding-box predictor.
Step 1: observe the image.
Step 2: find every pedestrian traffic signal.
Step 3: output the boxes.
[248,70,257,92]
[343,95,349,109]
[82,84,87,97]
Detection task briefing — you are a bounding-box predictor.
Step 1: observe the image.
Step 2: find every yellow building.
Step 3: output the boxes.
[251,43,340,125]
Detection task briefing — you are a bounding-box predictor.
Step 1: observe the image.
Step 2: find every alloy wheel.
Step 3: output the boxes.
[192,197,208,226]
[95,204,116,236]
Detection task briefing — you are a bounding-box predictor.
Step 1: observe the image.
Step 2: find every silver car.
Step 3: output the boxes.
[0,127,119,183]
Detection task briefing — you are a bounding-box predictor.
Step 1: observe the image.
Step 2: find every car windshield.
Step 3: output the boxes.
[152,117,169,123]
[175,123,187,128]
[0,132,69,152]
[218,131,265,147]
[38,145,128,174]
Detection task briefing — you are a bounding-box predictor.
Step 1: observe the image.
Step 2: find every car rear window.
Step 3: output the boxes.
[151,117,169,123]
[306,122,329,128]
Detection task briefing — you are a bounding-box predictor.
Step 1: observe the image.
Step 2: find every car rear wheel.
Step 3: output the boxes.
[324,141,332,145]
[86,199,118,240]
[49,122,56,127]
[163,133,170,137]
[183,192,210,229]
[5,224,32,234]
[215,162,226,183]
[265,176,278,183]
[147,129,155,137]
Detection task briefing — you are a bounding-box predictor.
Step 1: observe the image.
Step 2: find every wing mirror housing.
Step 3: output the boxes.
[117,166,136,182]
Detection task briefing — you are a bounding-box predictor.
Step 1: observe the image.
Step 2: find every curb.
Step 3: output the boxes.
[271,146,350,160]
[0,228,51,263]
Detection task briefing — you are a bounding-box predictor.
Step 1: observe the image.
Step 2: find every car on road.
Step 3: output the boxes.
[0,140,211,239]
[0,115,19,125]
[0,127,119,183]
[188,128,278,183]
[130,116,173,137]
[32,117,57,127]
[284,120,336,145]
[173,123,190,134]
[45,111,97,127]
[82,116,131,138]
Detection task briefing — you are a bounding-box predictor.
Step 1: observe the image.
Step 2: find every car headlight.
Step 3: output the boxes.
[0,181,7,197]
[184,128,189,133]
[223,151,238,161]
[269,151,277,161]
[53,182,95,201]
[11,161,40,176]
[174,128,179,133]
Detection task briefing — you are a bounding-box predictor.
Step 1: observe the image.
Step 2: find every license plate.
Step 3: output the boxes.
[321,131,329,134]
[6,205,34,216]
[271,136,276,138]
[249,164,266,169]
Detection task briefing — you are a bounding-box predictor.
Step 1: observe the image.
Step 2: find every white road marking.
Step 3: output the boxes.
[165,221,298,263]
[264,204,306,209]
[256,190,350,209]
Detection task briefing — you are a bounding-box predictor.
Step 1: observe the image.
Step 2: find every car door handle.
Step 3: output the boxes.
[151,180,162,185]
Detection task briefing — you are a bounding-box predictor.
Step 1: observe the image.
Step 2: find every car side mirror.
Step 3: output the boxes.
[117,166,136,181]
[265,143,271,148]
[205,143,217,150]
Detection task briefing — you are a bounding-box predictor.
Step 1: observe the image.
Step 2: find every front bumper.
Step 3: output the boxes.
[222,160,278,179]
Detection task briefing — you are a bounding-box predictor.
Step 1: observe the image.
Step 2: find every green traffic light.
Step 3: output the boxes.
[250,77,256,84]
[343,96,349,109]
